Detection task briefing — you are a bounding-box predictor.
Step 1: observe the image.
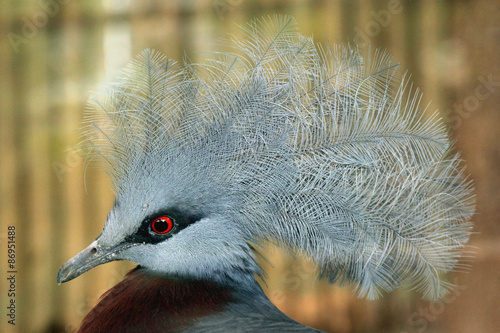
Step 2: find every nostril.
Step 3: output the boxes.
[90,247,97,255]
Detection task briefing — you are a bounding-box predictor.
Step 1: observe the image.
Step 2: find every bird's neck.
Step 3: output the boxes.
[78,266,241,333]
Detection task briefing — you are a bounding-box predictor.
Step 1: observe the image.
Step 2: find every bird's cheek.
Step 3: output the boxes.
[118,244,155,264]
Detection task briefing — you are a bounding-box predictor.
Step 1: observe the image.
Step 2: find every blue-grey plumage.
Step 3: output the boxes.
[57,15,474,332]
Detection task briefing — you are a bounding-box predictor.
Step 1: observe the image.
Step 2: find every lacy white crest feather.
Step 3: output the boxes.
[82,15,474,300]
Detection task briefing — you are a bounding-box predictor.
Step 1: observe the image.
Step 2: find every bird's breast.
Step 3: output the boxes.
[78,266,233,333]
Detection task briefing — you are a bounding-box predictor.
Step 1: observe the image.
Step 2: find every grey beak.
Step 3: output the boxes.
[57,240,134,284]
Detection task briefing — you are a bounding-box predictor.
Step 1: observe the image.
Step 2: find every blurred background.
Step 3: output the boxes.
[0,0,499,332]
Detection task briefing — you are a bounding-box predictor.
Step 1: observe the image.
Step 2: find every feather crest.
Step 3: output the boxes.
[82,15,474,300]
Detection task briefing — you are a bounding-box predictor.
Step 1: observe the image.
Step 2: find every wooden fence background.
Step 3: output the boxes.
[1,0,499,332]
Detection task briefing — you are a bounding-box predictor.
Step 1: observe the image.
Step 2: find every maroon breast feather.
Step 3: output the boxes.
[78,266,232,333]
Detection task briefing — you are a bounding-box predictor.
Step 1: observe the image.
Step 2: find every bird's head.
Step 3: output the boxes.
[57,16,474,302]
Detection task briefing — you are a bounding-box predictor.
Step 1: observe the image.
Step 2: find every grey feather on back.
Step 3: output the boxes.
[82,15,474,300]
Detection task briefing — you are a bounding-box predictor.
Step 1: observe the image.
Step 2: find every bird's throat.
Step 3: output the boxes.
[78,266,233,333]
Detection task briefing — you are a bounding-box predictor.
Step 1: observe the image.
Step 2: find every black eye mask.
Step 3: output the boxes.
[125,208,202,245]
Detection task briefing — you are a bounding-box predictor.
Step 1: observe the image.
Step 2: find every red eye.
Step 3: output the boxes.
[151,216,173,234]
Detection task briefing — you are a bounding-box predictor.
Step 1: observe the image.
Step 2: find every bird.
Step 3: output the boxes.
[57,15,474,332]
